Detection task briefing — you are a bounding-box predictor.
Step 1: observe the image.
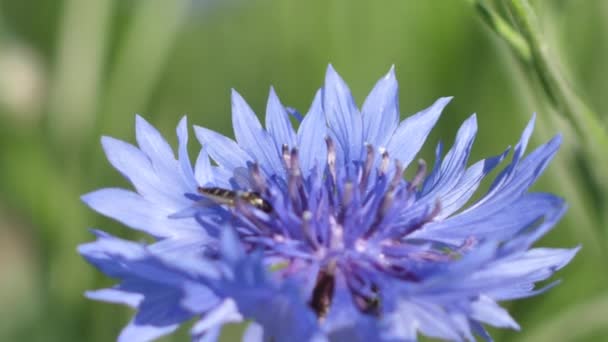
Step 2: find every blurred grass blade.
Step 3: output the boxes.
[99,0,189,138]
[471,0,608,233]
[47,0,114,146]
[471,0,530,62]
[521,292,608,342]
[505,0,608,207]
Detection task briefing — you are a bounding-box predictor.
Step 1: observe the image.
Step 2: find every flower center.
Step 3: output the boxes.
[196,138,467,318]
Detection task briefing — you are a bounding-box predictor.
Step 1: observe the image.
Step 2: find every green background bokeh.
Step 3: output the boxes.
[0,0,607,341]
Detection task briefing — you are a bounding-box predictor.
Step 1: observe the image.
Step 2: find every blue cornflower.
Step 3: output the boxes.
[80,65,578,341]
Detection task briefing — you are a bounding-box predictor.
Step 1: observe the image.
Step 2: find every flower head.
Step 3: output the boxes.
[80,65,578,341]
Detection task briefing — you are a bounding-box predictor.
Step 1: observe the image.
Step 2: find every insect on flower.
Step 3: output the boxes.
[80,65,579,342]
[197,186,273,213]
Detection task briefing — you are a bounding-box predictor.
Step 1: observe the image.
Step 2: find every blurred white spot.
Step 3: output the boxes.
[0,43,46,124]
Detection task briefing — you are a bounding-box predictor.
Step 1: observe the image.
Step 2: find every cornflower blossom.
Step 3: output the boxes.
[80,65,578,341]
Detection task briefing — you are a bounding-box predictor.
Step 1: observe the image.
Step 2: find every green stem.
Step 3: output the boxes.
[473,0,531,62]
[473,0,608,229]
[506,0,608,197]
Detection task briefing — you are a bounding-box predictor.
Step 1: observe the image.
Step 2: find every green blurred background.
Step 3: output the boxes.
[1,0,607,341]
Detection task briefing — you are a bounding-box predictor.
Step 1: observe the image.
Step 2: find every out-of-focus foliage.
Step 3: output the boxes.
[0,0,607,341]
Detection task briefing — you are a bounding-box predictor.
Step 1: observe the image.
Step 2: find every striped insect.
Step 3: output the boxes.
[197,187,273,213]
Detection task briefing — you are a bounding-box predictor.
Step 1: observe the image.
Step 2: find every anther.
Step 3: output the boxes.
[379,150,390,175]
[363,191,395,240]
[289,148,301,177]
[360,144,375,193]
[248,163,266,193]
[309,263,336,319]
[282,144,291,168]
[389,159,404,191]
[325,137,337,182]
[379,192,395,218]
[302,210,320,249]
[409,159,427,190]
[342,182,354,207]
[429,199,442,220]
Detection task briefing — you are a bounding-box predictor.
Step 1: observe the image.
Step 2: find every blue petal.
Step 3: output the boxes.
[147,234,214,259]
[194,146,214,186]
[231,89,283,174]
[297,90,327,174]
[471,116,555,211]
[135,115,175,166]
[101,136,150,189]
[118,319,178,342]
[323,65,364,162]
[412,193,565,243]
[220,226,245,263]
[211,166,238,189]
[133,284,193,327]
[415,242,577,300]
[420,114,478,203]
[194,125,250,171]
[101,136,186,208]
[82,188,199,238]
[177,116,197,189]
[361,66,399,148]
[322,275,380,341]
[286,107,304,122]
[85,288,142,307]
[266,87,296,149]
[191,299,242,337]
[78,230,143,279]
[386,97,452,169]
[233,284,322,342]
[488,280,560,301]
[80,231,187,281]
[471,321,493,342]
[464,247,579,302]
[182,282,227,315]
[486,115,536,193]
[436,147,510,219]
[135,115,187,191]
[469,134,562,214]
[382,300,463,341]
[242,323,264,342]
[470,296,519,330]
[81,232,207,338]
[487,247,580,282]
[192,327,221,342]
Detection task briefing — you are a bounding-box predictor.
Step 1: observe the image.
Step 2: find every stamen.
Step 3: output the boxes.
[326,137,337,183]
[248,163,266,193]
[359,144,375,193]
[342,182,354,207]
[288,148,305,211]
[309,263,336,319]
[234,198,271,234]
[282,144,291,168]
[396,199,442,238]
[353,292,381,316]
[379,150,390,175]
[302,210,320,249]
[409,159,427,191]
[362,191,395,240]
[329,216,344,250]
[379,192,395,218]
[389,159,404,191]
[429,199,442,220]
[289,148,301,177]
[338,182,354,225]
